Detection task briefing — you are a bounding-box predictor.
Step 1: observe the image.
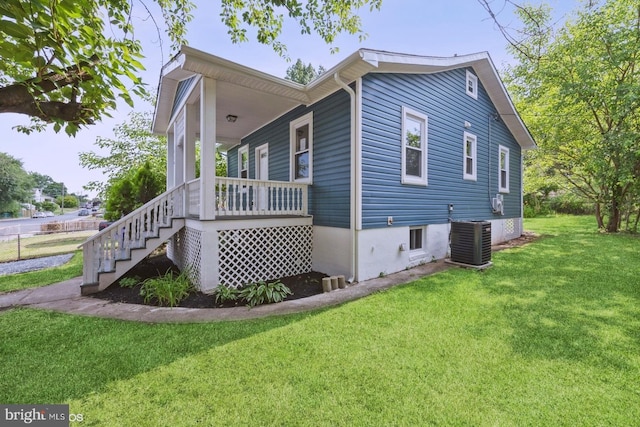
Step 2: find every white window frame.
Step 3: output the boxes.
[290,112,313,183]
[499,145,510,193]
[409,226,427,260]
[238,145,249,179]
[463,131,477,181]
[401,106,428,186]
[466,70,478,100]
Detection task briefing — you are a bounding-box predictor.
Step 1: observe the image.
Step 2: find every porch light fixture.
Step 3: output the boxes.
[226,114,238,123]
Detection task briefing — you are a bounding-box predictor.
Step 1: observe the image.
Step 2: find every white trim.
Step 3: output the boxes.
[290,111,314,183]
[409,225,428,261]
[463,131,477,181]
[401,106,428,186]
[466,70,478,99]
[238,145,249,179]
[499,145,510,193]
[255,143,269,181]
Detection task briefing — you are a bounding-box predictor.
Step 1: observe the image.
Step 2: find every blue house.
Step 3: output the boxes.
[80,47,535,294]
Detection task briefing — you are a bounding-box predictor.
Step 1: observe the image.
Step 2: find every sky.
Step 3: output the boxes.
[0,0,580,198]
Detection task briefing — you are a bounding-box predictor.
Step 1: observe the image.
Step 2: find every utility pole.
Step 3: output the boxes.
[61,182,64,214]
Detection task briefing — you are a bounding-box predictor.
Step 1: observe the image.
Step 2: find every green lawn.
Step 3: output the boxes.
[0,230,95,262]
[0,252,83,293]
[1,216,638,426]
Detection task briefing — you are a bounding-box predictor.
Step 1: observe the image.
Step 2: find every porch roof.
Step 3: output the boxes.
[153,47,535,150]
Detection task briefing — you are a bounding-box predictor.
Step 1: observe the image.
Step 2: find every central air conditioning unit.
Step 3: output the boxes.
[450,220,492,267]
[492,194,504,215]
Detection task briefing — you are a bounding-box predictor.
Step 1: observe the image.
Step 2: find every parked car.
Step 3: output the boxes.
[44,211,55,217]
[78,209,90,216]
[32,212,46,218]
[98,221,114,231]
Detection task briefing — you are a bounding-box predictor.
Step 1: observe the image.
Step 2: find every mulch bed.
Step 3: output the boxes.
[90,232,539,309]
[89,254,329,309]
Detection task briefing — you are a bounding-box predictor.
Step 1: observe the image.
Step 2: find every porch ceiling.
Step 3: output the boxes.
[214,81,301,148]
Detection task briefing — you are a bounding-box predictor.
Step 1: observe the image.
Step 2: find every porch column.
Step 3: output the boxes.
[184,103,197,182]
[166,132,175,189]
[199,77,217,220]
[174,114,185,186]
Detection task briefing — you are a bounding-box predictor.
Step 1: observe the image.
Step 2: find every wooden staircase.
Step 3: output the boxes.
[80,185,186,295]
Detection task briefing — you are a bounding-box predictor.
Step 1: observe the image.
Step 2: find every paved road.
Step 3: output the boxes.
[0,211,82,236]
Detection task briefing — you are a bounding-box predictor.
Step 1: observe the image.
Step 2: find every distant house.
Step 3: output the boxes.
[32,188,54,204]
[80,47,535,295]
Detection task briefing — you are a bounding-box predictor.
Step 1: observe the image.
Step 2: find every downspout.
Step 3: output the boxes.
[334,72,357,283]
[488,113,498,210]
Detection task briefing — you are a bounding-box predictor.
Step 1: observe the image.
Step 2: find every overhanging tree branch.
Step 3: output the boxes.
[0,56,99,124]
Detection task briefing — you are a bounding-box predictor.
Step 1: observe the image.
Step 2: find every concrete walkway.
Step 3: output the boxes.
[0,261,451,323]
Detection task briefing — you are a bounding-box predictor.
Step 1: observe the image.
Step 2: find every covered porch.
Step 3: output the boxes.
[151,48,317,292]
[80,177,311,294]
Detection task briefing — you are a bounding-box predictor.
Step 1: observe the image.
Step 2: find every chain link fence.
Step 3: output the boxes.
[0,220,101,262]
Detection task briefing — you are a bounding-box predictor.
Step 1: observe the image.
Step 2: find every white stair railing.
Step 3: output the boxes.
[82,184,185,286]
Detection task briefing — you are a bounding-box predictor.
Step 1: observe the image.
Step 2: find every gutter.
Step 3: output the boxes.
[334,72,357,283]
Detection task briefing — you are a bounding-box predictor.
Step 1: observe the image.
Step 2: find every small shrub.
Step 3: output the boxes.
[212,284,240,304]
[119,276,141,288]
[238,280,292,308]
[548,193,594,215]
[139,268,194,307]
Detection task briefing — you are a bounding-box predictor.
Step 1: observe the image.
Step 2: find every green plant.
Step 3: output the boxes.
[212,284,240,304]
[119,276,141,289]
[139,268,194,307]
[238,280,292,308]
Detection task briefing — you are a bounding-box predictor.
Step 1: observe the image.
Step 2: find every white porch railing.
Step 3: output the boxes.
[82,184,185,285]
[186,178,200,217]
[186,177,308,217]
[82,178,308,286]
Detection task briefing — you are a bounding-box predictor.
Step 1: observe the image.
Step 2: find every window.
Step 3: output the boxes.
[238,145,248,179]
[290,112,313,183]
[499,145,509,193]
[466,70,478,99]
[409,226,427,259]
[463,132,477,181]
[401,107,428,186]
[409,227,423,250]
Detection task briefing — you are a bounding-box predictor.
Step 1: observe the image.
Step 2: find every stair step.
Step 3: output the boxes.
[82,218,184,295]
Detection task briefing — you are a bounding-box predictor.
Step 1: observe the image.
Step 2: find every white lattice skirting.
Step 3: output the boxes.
[169,223,313,290]
[169,227,203,287]
[218,225,313,288]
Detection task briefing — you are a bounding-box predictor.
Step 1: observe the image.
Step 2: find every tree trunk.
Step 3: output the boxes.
[595,202,605,229]
[605,194,621,232]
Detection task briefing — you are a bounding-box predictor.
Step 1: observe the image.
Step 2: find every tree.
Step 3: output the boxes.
[55,194,78,209]
[133,160,165,205]
[79,109,167,197]
[285,59,326,84]
[0,152,34,214]
[104,178,137,221]
[0,0,192,135]
[1,0,381,134]
[505,0,640,231]
[28,172,67,198]
[221,0,382,57]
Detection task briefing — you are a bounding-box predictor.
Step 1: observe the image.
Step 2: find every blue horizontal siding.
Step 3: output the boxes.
[361,69,521,229]
[227,90,352,228]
